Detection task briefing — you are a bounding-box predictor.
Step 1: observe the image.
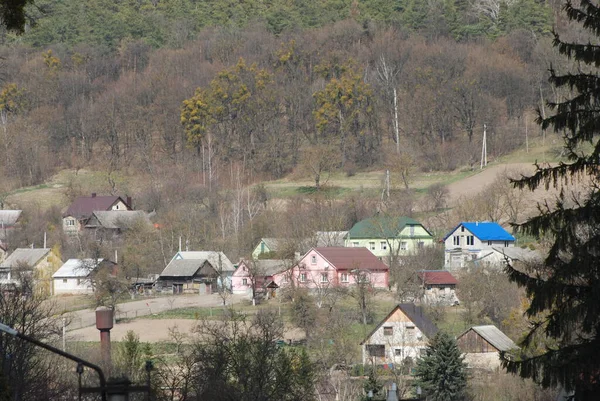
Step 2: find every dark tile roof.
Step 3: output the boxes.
[418,270,458,285]
[361,303,439,345]
[313,247,389,271]
[64,195,130,219]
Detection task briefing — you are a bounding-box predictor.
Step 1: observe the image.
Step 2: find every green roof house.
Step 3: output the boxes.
[345,216,434,258]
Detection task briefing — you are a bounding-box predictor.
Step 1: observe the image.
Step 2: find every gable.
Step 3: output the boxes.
[361,303,438,344]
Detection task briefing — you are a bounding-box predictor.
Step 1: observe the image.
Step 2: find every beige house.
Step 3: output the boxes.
[361,303,438,366]
[0,248,62,296]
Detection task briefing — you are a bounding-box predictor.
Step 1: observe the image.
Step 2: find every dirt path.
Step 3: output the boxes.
[445,163,536,206]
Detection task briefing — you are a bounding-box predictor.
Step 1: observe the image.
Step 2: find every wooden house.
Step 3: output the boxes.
[456,325,518,370]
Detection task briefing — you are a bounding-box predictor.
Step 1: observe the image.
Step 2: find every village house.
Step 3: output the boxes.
[62,193,133,234]
[0,248,62,295]
[361,303,438,366]
[345,216,434,259]
[52,258,117,294]
[83,210,154,240]
[456,325,518,370]
[158,251,235,294]
[232,259,288,298]
[444,222,515,269]
[273,247,389,290]
[251,232,348,259]
[417,270,459,306]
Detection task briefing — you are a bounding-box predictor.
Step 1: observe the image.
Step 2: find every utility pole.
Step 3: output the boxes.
[480,124,487,169]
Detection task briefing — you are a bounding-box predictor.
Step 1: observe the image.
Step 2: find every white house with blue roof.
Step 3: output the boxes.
[443,222,515,269]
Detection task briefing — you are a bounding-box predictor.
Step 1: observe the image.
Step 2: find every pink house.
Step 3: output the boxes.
[231,259,288,297]
[273,247,389,290]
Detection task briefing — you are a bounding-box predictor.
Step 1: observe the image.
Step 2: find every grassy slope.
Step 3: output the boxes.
[1,135,566,212]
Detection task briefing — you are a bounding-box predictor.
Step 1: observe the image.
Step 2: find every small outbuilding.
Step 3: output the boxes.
[52,258,117,294]
[456,325,518,370]
[417,270,459,306]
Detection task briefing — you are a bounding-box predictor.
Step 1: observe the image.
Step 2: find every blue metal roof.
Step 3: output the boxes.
[444,222,515,241]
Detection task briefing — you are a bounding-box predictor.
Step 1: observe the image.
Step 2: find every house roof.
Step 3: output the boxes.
[348,216,431,239]
[491,247,542,263]
[458,325,518,352]
[444,222,515,241]
[174,251,235,272]
[1,248,51,268]
[260,238,281,252]
[312,247,389,271]
[64,195,130,219]
[85,211,151,229]
[361,303,439,344]
[315,231,348,247]
[418,270,458,285]
[52,258,106,278]
[237,259,288,276]
[159,259,205,278]
[0,210,22,226]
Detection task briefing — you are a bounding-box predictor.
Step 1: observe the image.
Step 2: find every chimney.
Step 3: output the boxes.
[96,306,114,373]
[126,196,132,209]
[91,193,97,198]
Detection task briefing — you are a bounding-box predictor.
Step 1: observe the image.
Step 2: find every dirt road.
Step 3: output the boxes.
[64,293,248,331]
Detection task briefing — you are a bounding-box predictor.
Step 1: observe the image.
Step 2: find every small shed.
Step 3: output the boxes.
[456,325,518,370]
[417,270,459,305]
[52,258,116,294]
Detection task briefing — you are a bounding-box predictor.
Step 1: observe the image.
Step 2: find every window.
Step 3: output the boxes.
[453,236,460,246]
[417,241,424,249]
[62,279,67,283]
[461,226,465,232]
[353,241,360,247]
[242,278,248,286]
[410,226,415,236]
[466,235,474,246]
[65,219,76,226]
[380,241,387,250]
[366,344,385,357]
[341,273,349,283]
[114,204,120,210]
[369,242,376,251]
[395,348,403,356]
[504,241,510,247]
[488,240,492,246]
[383,326,393,336]
[300,273,307,282]
[310,255,317,264]
[400,241,407,251]
[320,273,328,283]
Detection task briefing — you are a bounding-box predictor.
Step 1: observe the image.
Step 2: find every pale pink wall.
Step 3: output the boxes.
[232,262,252,294]
[272,249,388,289]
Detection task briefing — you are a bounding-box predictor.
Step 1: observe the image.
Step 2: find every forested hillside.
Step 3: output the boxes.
[0,0,572,268]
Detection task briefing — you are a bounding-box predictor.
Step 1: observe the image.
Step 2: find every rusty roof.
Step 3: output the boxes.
[313,247,388,271]
[417,270,458,285]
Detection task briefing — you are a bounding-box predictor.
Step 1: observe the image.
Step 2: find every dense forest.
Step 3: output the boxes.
[0,0,575,268]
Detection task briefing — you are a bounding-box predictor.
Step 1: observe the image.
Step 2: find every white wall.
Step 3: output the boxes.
[444,225,514,269]
[53,277,93,294]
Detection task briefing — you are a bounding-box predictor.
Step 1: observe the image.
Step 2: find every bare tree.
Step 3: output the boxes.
[349,268,375,325]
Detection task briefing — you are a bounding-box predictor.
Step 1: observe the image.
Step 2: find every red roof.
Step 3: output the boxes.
[418,270,458,285]
[64,195,130,219]
[313,247,389,271]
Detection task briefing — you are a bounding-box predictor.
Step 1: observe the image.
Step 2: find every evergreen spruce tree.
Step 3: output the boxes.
[414,332,467,401]
[501,1,600,399]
